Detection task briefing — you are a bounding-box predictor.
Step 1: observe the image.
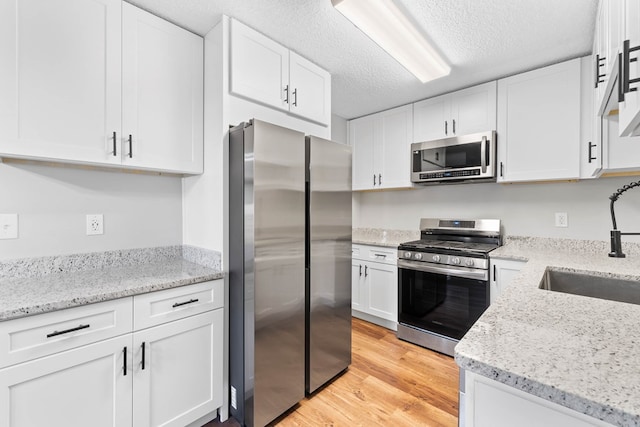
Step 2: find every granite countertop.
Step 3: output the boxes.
[352,228,419,248]
[455,236,640,426]
[0,246,223,321]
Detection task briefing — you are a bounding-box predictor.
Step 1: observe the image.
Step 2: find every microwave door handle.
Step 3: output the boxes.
[480,135,487,173]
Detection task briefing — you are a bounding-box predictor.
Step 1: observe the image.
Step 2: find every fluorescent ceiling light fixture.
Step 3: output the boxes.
[332,0,450,83]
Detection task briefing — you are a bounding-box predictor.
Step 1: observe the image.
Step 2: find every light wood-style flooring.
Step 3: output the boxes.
[206,318,459,427]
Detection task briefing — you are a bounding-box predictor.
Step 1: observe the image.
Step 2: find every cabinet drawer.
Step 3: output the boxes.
[353,244,397,265]
[133,280,223,330]
[0,298,133,369]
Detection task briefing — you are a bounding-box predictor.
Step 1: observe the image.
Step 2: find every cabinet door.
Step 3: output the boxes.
[350,115,377,190]
[497,59,581,182]
[0,335,132,427]
[122,3,204,174]
[451,81,497,136]
[352,260,365,312]
[602,116,640,170]
[413,94,450,142]
[490,259,526,304]
[0,0,121,165]
[133,310,223,427]
[580,56,601,178]
[378,105,413,189]
[289,51,331,125]
[620,0,640,136]
[229,18,289,112]
[366,262,398,322]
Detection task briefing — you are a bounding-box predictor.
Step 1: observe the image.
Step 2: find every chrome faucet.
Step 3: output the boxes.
[609,180,640,258]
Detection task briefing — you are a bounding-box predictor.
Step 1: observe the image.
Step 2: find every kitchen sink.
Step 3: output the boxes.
[539,269,640,305]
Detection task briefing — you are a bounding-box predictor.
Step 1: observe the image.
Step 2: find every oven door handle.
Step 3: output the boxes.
[398,259,488,281]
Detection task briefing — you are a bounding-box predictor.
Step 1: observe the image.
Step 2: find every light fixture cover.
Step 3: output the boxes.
[332,0,450,83]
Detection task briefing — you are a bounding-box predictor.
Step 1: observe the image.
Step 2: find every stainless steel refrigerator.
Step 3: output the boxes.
[229,119,352,427]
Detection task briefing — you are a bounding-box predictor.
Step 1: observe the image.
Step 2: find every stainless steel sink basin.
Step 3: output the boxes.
[539,269,640,305]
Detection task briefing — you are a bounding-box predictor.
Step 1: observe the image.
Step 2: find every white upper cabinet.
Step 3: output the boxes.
[122,3,204,174]
[0,0,122,166]
[350,105,413,191]
[413,81,496,142]
[229,19,331,126]
[497,59,581,182]
[0,0,203,174]
[289,51,331,125]
[619,0,640,136]
[580,56,602,178]
[229,18,289,112]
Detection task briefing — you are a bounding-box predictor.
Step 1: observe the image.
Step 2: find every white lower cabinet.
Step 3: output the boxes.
[0,280,224,427]
[133,310,223,427]
[490,258,526,304]
[352,244,398,330]
[0,334,132,427]
[463,371,610,427]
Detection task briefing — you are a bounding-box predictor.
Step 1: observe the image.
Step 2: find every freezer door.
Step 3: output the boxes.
[249,120,306,427]
[306,136,352,394]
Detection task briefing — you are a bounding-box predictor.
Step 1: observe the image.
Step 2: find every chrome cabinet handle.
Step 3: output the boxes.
[128,135,133,158]
[452,119,456,134]
[588,142,597,163]
[292,88,298,106]
[378,174,382,185]
[375,254,386,259]
[112,131,117,156]
[444,120,448,135]
[46,324,90,338]
[284,85,289,104]
[364,265,368,277]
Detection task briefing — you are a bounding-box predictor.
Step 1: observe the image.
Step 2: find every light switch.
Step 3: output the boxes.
[0,214,18,239]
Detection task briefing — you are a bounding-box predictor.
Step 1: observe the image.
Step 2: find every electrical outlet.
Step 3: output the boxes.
[555,212,568,228]
[0,214,18,239]
[86,214,104,235]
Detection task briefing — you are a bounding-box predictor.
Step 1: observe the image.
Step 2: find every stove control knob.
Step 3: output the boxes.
[451,257,461,265]
[403,251,412,259]
[414,253,423,260]
[432,255,441,262]
[465,259,474,267]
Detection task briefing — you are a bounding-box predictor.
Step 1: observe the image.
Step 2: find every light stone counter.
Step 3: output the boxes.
[455,236,640,426]
[352,228,419,248]
[0,246,223,321]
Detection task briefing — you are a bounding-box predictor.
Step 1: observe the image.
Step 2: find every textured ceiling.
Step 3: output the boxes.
[126,0,598,119]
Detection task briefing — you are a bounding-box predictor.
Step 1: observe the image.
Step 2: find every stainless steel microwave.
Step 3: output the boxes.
[411,131,497,184]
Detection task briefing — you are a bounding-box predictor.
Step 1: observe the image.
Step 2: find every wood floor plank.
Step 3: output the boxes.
[205,318,459,427]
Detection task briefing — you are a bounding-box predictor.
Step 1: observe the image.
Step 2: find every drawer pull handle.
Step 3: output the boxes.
[123,346,127,376]
[375,254,386,258]
[46,323,90,338]
[141,342,146,370]
[172,298,199,308]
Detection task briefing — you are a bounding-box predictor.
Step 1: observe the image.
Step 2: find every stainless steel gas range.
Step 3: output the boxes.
[396,218,501,356]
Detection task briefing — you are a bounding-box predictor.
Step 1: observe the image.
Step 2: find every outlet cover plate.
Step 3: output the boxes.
[86,214,104,235]
[0,214,18,239]
[555,212,568,228]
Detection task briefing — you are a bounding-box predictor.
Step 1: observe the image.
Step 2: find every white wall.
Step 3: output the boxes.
[354,176,640,242]
[0,161,183,260]
[331,114,348,145]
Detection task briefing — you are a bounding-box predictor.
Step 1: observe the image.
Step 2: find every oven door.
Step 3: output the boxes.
[398,259,490,340]
[411,131,496,183]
